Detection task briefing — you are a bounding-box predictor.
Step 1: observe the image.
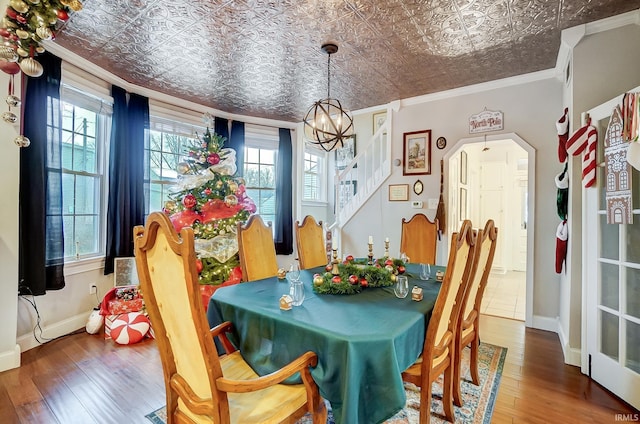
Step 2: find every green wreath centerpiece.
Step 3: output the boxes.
[312,256,407,295]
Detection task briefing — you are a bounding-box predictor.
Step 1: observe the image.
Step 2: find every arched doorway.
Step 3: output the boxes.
[444,133,535,324]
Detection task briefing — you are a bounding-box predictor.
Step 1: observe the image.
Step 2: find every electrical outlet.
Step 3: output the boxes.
[89,284,97,295]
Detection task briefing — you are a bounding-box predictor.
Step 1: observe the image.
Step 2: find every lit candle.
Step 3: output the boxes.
[385,237,389,243]
[368,236,373,244]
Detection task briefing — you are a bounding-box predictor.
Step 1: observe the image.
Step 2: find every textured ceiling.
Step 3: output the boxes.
[54,0,640,122]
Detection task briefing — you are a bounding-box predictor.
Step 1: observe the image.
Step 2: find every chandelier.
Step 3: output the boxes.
[303,43,354,152]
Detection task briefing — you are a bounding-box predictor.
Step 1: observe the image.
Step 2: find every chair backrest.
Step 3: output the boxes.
[460,220,498,324]
[134,212,225,423]
[400,213,438,264]
[237,214,279,281]
[295,215,328,269]
[424,220,476,355]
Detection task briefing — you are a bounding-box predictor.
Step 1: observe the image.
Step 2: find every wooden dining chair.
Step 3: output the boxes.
[400,213,439,264]
[401,220,476,424]
[295,215,328,269]
[453,219,498,407]
[134,212,327,424]
[237,214,279,281]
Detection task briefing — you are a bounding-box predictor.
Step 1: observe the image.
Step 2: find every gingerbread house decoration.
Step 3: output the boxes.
[604,106,633,224]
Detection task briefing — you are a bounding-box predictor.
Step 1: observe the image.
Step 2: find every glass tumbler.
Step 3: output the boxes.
[394,275,409,298]
[420,263,431,280]
[290,280,305,306]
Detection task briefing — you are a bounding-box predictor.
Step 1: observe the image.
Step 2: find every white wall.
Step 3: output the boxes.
[0,59,21,371]
[342,77,564,321]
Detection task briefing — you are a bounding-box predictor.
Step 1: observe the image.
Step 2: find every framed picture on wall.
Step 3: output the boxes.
[402,130,431,175]
[335,135,356,170]
[373,112,387,133]
[388,184,409,201]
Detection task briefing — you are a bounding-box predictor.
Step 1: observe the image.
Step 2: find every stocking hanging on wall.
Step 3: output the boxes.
[604,106,633,224]
[556,108,569,163]
[566,118,598,188]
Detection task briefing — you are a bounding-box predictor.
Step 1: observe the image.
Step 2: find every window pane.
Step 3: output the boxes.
[75,215,100,255]
[260,164,275,188]
[600,310,619,361]
[600,213,619,260]
[260,149,275,164]
[626,320,640,373]
[600,262,619,310]
[627,266,640,320]
[74,175,98,214]
[627,215,640,263]
[246,147,260,163]
[62,173,75,214]
[150,131,162,151]
[245,164,260,187]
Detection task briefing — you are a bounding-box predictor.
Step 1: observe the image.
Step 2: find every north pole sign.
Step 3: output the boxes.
[469,109,504,133]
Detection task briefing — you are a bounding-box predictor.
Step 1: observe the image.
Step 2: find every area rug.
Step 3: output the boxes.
[146,342,506,424]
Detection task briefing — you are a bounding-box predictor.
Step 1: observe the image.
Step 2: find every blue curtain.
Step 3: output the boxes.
[214,116,229,141]
[228,120,245,177]
[19,52,65,295]
[104,86,149,274]
[274,128,293,254]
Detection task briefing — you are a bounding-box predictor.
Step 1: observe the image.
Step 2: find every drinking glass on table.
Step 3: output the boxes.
[394,275,409,298]
[419,263,431,280]
[287,262,300,282]
[289,279,305,306]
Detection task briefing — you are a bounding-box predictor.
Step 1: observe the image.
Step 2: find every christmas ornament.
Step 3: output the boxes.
[6,95,20,107]
[61,0,83,11]
[224,194,238,207]
[0,62,20,75]
[207,152,220,165]
[56,9,69,20]
[0,46,18,62]
[2,111,17,124]
[27,0,41,4]
[313,274,323,286]
[176,162,189,174]
[195,259,203,273]
[16,48,29,58]
[36,26,53,40]
[14,135,31,147]
[182,193,197,209]
[277,268,286,279]
[163,200,177,213]
[10,0,29,13]
[228,180,238,193]
[15,29,30,39]
[19,58,44,77]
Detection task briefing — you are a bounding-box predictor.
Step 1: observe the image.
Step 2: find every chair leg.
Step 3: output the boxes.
[419,378,432,424]
[442,363,455,422]
[312,399,328,424]
[453,346,464,407]
[470,335,480,385]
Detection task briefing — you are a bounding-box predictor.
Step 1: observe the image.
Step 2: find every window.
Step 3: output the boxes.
[60,99,108,260]
[303,151,324,201]
[244,147,277,225]
[146,126,200,213]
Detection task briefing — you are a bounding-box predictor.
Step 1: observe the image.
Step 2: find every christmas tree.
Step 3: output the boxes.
[163,118,256,286]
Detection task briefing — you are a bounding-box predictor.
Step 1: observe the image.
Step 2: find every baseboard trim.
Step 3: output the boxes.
[17,311,89,353]
[557,323,582,366]
[531,315,559,333]
[0,345,21,372]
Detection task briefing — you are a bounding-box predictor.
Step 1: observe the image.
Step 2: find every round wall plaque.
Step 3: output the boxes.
[436,136,447,149]
[413,180,424,195]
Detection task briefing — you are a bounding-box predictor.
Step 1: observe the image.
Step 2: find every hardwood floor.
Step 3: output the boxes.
[0,315,636,423]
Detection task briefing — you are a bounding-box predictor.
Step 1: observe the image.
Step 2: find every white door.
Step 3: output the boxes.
[585,166,640,410]
[479,162,506,272]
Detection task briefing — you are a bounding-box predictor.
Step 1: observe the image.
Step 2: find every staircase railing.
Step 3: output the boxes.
[328,110,393,252]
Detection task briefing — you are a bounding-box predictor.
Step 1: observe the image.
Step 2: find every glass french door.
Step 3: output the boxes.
[585,161,640,410]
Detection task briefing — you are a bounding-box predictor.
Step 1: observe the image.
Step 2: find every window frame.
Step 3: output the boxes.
[59,88,111,263]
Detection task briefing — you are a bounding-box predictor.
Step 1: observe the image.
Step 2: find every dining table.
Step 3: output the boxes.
[207,263,443,424]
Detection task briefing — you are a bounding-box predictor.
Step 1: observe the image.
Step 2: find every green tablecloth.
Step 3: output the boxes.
[207,264,442,424]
